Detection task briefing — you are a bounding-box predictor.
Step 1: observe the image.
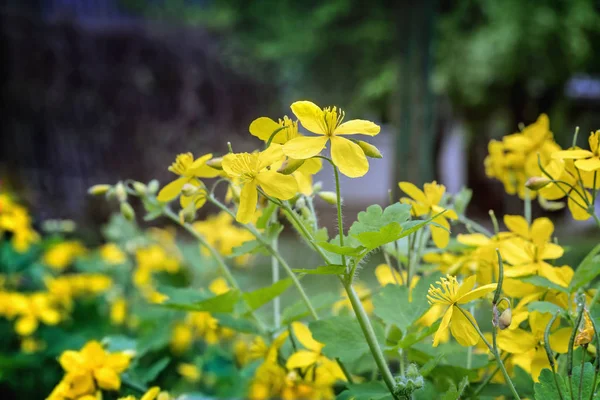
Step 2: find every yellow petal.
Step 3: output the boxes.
[15,316,38,336]
[568,189,592,220]
[503,215,529,238]
[286,350,320,370]
[375,264,404,286]
[290,101,326,135]
[258,144,286,170]
[497,329,536,353]
[292,322,324,352]
[59,350,86,372]
[293,171,314,195]
[455,275,477,299]
[433,306,452,347]
[399,182,427,203]
[157,178,188,202]
[296,157,323,175]
[141,387,161,400]
[236,181,258,224]
[106,353,132,373]
[575,157,600,172]
[330,136,369,178]
[540,243,564,260]
[530,217,553,242]
[549,327,572,353]
[430,216,450,249]
[94,367,121,390]
[249,117,282,141]
[450,307,480,347]
[552,149,593,159]
[589,131,600,154]
[531,347,552,382]
[334,119,380,136]
[283,136,329,160]
[457,283,497,304]
[256,171,298,200]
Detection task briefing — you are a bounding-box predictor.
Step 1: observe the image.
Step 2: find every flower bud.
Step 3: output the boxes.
[312,181,323,192]
[525,176,551,190]
[115,182,127,202]
[356,140,382,159]
[132,181,147,195]
[498,307,512,330]
[88,184,111,196]
[295,197,307,209]
[120,202,135,221]
[206,157,223,170]
[181,183,199,197]
[179,204,196,224]
[147,180,159,194]
[279,158,305,175]
[318,191,339,205]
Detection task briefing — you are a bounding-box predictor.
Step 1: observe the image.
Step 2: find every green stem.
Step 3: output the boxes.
[271,211,281,329]
[332,164,348,273]
[471,354,510,397]
[524,189,532,225]
[163,208,268,334]
[208,196,320,321]
[568,305,585,400]
[457,307,521,399]
[458,215,493,236]
[343,280,397,398]
[578,349,586,400]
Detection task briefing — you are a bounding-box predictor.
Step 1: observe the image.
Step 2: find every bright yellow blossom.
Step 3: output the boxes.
[177,362,202,383]
[250,115,301,144]
[193,212,255,265]
[157,153,220,208]
[222,145,298,223]
[283,101,380,178]
[427,275,497,347]
[100,243,127,265]
[399,181,458,248]
[553,130,600,172]
[43,241,87,271]
[118,386,171,400]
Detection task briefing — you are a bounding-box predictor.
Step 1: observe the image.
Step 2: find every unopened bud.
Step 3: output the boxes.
[498,308,512,330]
[312,181,323,192]
[181,183,199,197]
[206,157,223,170]
[318,191,339,205]
[279,158,305,175]
[115,182,127,202]
[179,205,196,224]
[88,184,111,196]
[147,180,159,194]
[295,197,307,209]
[525,176,551,190]
[356,140,382,159]
[132,181,147,195]
[120,202,135,221]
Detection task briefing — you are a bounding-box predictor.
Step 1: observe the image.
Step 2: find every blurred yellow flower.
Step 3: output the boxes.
[100,243,127,265]
[399,181,458,248]
[553,130,600,172]
[283,100,380,178]
[177,362,201,383]
[193,212,255,265]
[43,241,87,271]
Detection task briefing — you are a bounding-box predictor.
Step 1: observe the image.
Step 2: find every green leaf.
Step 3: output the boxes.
[315,241,365,256]
[442,376,469,400]
[282,293,340,324]
[349,203,411,249]
[213,313,261,334]
[519,275,569,294]
[309,316,385,364]
[161,289,241,313]
[527,301,564,315]
[569,243,600,291]
[134,357,170,384]
[338,382,391,400]
[103,335,137,352]
[242,278,293,311]
[393,323,440,350]
[453,188,472,216]
[256,202,278,229]
[230,240,268,257]
[292,265,346,275]
[571,362,595,400]
[373,273,441,332]
[534,368,568,400]
[353,223,404,249]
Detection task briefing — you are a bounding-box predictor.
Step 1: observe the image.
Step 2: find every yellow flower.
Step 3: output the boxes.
[118,386,171,400]
[539,159,593,220]
[157,153,220,208]
[12,292,62,336]
[177,362,202,383]
[250,115,301,144]
[208,277,230,295]
[553,130,600,172]
[283,101,380,178]
[497,311,571,381]
[427,275,497,347]
[54,340,132,396]
[110,297,127,325]
[193,212,255,264]
[43,241,87,271]
[100,243,127,265]
[222,145,298,223]
[399,181,458,248]
[575,310,594,347]
[286,322,346,382]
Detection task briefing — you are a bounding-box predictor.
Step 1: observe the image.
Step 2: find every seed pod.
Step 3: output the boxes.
[279,158,305,175]
[88,184,111,196]
[356,140,382,159]
[498,307,512,330]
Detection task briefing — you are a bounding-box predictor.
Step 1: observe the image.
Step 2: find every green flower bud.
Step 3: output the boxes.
[179,203,196,224]
[394,364,424,398]
[525,176,551,190]
[132,181,147,195]
[279,158,305,175]
[498,307,512,330]
[88,184,111,196]
[147,180,159,194]
[181,183,199,197]
[206,157,223,170]
[115,182,127,202]
[318,191,339,205]
[356,140,382,159]
[120,202,135,221]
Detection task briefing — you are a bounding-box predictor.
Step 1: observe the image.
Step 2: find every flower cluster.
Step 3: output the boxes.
[0,191,39,251]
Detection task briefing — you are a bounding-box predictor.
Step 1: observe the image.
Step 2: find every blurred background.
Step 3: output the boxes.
[2,0,600,244]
